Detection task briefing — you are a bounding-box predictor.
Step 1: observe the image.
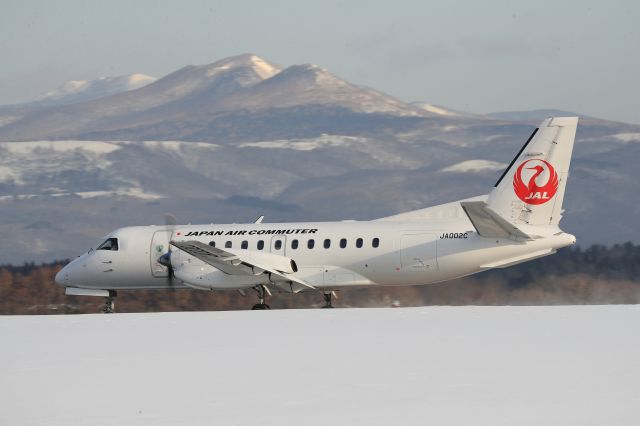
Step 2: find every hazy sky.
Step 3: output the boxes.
[2,0,639,123]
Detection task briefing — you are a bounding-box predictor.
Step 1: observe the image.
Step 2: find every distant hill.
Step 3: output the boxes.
[32,73,157,106]
[487,109,590,121]
[1,54,640,263]
[0,54,428,142]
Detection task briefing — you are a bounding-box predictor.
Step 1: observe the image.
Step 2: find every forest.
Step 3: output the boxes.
[1,243,639,315]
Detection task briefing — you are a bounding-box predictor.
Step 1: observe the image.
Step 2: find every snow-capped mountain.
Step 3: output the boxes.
[214,64,426,116]
[0,54,429,141]
[1,53,640,263]
[0,54,283,141]
[34,73,156,106]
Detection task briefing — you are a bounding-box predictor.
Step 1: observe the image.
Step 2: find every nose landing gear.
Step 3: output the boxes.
[103,290,117,313]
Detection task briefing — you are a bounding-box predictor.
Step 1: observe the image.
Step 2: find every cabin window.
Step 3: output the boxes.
[308,239,315,249]
[257,240,264,250]
[291,239,299,249]
[97,238,118,251]
[372,238,380,248]
[275,240,282,250]
[356,238,363,248]
[241,240,248,249]
[225,241,232,249]
[340,238,347,248]
[324,239,331,249]
[209,241,216,247]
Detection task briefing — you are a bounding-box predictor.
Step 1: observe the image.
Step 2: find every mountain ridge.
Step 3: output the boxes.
[0,54,433,142]
[1,53,639,263]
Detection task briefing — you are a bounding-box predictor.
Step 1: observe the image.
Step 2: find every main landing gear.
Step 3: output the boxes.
[103,290,117,314]
[323,291,335,308]
[251,285,271,310]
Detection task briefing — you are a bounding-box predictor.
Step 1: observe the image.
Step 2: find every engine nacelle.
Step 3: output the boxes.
[174,263,264,290]
[171,249,298,290]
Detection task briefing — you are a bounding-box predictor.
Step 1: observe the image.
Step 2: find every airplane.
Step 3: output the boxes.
[55,117,579,312]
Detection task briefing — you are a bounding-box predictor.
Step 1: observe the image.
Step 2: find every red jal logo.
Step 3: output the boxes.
[513,159,559,205]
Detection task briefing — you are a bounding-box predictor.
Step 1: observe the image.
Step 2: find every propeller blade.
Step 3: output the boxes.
[160,213,179,285]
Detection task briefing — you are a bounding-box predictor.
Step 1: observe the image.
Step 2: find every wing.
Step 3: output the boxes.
[170,240,316,293]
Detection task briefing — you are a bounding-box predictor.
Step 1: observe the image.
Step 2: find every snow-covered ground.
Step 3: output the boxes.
[2,306,639,426]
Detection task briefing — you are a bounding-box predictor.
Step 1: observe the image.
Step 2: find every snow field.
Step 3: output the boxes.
[1,305,639,426]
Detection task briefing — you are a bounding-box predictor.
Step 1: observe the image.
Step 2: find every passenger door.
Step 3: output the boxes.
[150,230,172,277]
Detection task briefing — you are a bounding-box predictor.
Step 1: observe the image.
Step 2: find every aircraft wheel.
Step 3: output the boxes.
[322,292,334,308]
[251,303,271,310]
[103,298,115,314]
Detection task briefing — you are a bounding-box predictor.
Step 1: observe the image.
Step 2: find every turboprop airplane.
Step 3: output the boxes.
[55,117,578,312]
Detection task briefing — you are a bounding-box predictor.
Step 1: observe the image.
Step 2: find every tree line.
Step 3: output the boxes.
[1,243,639,315]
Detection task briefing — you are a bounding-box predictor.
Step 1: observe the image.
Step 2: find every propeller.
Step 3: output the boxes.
[158,213,177,276]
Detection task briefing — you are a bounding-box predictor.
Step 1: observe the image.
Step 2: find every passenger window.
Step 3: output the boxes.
[97,238,119,251]
[356,238,363,248]
[324,239,331,249]
[275,240,282,250]
[209,241,216,247]
[340,238,347,248]
[257,240,264,250]
[225,241,232,249]
[241,240,248,249]
[308,239,315,249]
[292,239,299,249]
[372,238,380,248]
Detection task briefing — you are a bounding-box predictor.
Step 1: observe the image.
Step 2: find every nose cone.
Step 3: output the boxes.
[55,264,71,286]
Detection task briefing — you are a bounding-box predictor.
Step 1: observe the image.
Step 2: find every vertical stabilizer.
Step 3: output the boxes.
[487,117,578,226]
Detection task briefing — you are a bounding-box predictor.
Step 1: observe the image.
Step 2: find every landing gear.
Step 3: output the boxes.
[251,285,271,310]
[103,290,117,314]
[322,291,335,308]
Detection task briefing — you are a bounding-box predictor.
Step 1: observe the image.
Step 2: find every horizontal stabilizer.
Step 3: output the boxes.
[460,201,531,240]
[481,248,555,268]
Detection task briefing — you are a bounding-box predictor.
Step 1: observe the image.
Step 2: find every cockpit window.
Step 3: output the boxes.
[97,237,119,251]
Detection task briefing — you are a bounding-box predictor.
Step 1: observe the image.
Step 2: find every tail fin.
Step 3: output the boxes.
[487,117,578,226]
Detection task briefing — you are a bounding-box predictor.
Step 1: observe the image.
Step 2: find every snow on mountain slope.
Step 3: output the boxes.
[2,306,639,426]
[238,134,368,151]
[440,159,507,173]
[36,74,156,106]
[612,133,640,142]
[0,54,283,141]
[215,63,428,116]
[411,102,459,116]
[0,140,218,200]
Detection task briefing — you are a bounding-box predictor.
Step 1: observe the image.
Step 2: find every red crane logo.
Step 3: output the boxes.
[513,159,559,205]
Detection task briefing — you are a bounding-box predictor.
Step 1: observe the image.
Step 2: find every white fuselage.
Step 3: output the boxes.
[56,217,575,292]
[54,117,581,298]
